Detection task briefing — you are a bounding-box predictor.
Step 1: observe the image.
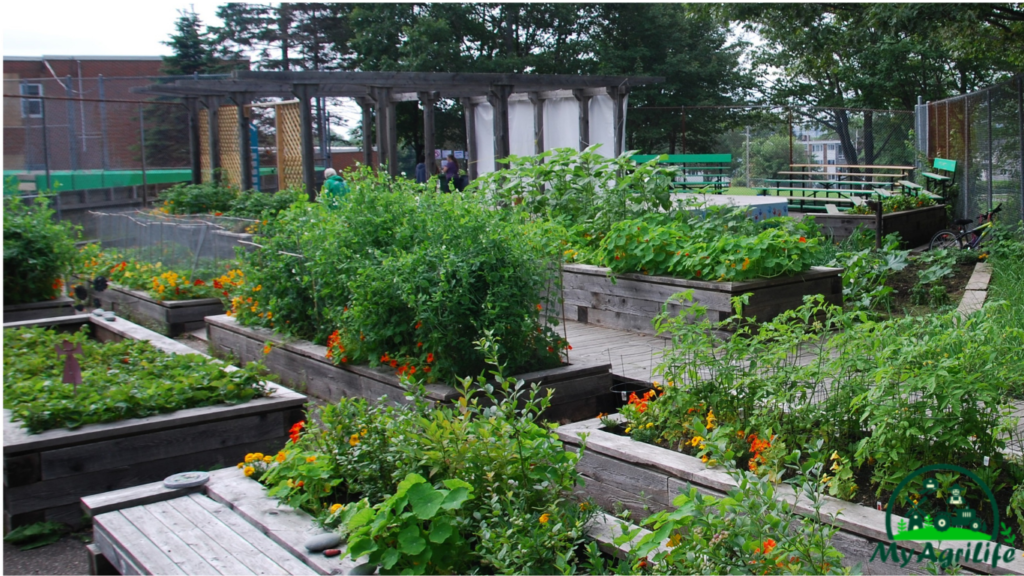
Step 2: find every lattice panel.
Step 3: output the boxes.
[218,105,242,188]
[276,102,304,190]
[199,109,211,183]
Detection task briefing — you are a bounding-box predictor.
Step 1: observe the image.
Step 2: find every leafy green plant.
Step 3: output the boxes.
[247,337,593,574]
[3,521,66,551]
[3,196,80,305]
[609,435,850,575]
[226,187,306,219]
[232,167,567,382]
[827,233,909,311]
[850,193,937,215]
[157,182,238,215]
[4,325,269,433]
[596,210,822,281]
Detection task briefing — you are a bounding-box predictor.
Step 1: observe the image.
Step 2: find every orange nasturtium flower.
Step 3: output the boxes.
[539,513,551,524]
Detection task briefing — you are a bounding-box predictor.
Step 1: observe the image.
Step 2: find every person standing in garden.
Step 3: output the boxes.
[444,154,461,192]
[321,168,350,202]
[415,154,428,184]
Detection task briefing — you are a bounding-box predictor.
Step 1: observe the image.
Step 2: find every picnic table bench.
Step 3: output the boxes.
[631,153,732,193]
[81,468,366,575]
[920,158,957,200]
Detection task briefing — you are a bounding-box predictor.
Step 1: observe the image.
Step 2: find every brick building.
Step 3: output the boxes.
[3,56,178,172]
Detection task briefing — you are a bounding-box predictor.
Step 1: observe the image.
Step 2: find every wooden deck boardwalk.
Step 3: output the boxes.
[560,320,669,383]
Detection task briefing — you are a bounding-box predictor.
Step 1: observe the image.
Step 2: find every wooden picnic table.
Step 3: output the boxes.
[776,170,905,180]
[789,163,915,171]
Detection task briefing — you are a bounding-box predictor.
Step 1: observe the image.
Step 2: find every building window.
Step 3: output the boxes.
[827,144,836,151]
[827,159,836,165]
[21,84,43,118]
[812,144,823,152]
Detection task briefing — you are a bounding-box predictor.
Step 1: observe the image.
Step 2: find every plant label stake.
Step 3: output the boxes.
[56,340,83,394]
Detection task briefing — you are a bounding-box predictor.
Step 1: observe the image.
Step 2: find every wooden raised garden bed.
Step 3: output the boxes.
[3,296,76,323]
[80,468,652,576]
[3,314,306,531]
[206,314,615,423]
[94,285,225,337]
[560,264,844,336]
[813,205,948,248]
[557,416,1024,575]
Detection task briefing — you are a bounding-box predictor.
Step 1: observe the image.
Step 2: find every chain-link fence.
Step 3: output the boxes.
[627,105,916,189]
[920,75,1024,222]
[88,210,257,278]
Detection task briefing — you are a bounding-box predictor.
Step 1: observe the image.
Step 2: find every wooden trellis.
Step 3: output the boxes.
[218,105,242,188]
[198,109,211,183]
[275,102,304,190]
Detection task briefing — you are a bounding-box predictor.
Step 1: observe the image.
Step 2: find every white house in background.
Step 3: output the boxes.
[803,140,847,173]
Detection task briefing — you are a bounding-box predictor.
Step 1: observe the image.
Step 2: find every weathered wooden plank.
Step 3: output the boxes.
[93,521,146,575]
[82,480,205,517]
[575,450,671,508]
[199,469,361,575]
[95,510,186,575]
[4,386,302,456]
[42,412,285,480]
[120,505,222,575]
[3,297,76,323]
[165,496,308,576]
[6,438,286,515]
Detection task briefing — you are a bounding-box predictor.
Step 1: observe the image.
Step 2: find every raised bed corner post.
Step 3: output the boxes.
[573,89,591,152]
[186,98,202,185]
[419,91,436,177]
[868,199,883,249]
[232,92,254,192]
[488,84,512,169]
[292,83,318,202]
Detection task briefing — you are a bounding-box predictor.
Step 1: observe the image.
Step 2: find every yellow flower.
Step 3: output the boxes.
[287,479,295,488]
[306,456,317,463]
[330,503,343,514]
[253,453,263,460]
[263,456,273,463]
[701,455,709,463]
[244,453,256,463]
[830,451,840,460]
[690,436,704,447]
[667,533,682,548]
[349,434,360,447]
[646,422,654,429]
[254,284,263,292]
[360,428,368,436]
[237,462,244,469]
[625,427,632,434]
[276,451,287,462]
[539,513,551,524]
[243,466,256,477]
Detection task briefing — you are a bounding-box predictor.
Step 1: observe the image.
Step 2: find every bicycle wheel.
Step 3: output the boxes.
[929,230,963,251]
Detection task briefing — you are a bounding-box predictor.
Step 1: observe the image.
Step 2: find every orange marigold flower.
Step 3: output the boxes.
[798,237,807,243]
[426,353,434,363]
[539,513,551,524]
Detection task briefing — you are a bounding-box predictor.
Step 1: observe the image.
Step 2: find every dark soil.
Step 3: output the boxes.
[881,257,976,317]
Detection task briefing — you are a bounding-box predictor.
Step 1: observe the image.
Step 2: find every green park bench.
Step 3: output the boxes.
[920,158,957,200]
[631,153,732,193]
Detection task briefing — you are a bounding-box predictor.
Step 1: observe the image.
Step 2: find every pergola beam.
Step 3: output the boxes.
[293,84,318,201]
[419,91,437,176]
[231,91,253,190]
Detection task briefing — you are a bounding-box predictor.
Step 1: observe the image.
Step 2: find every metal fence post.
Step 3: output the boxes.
[65,75,79,172]
[987,88,994,211]
[41,97,51,191]
[98,75,110,171]
[1018,76,1024,222]
[139,103,148,207]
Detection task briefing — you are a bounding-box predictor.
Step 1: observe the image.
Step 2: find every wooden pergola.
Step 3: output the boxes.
[136,71,663,200]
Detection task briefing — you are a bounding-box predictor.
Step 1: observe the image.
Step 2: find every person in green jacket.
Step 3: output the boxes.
[321,168,350,203]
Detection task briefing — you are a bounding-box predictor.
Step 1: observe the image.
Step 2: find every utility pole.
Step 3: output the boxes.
[745,126,750,186]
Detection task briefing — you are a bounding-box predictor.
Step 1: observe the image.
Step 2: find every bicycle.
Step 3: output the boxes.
[928,204,1002,251]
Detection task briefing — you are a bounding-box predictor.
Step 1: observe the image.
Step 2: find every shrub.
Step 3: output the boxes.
[3,196,80,305]
[232,167,566,382]
[157,182,238,215]
[226,187,306,219]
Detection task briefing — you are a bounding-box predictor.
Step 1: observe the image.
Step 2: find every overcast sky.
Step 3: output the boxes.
[3,0,225,57]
